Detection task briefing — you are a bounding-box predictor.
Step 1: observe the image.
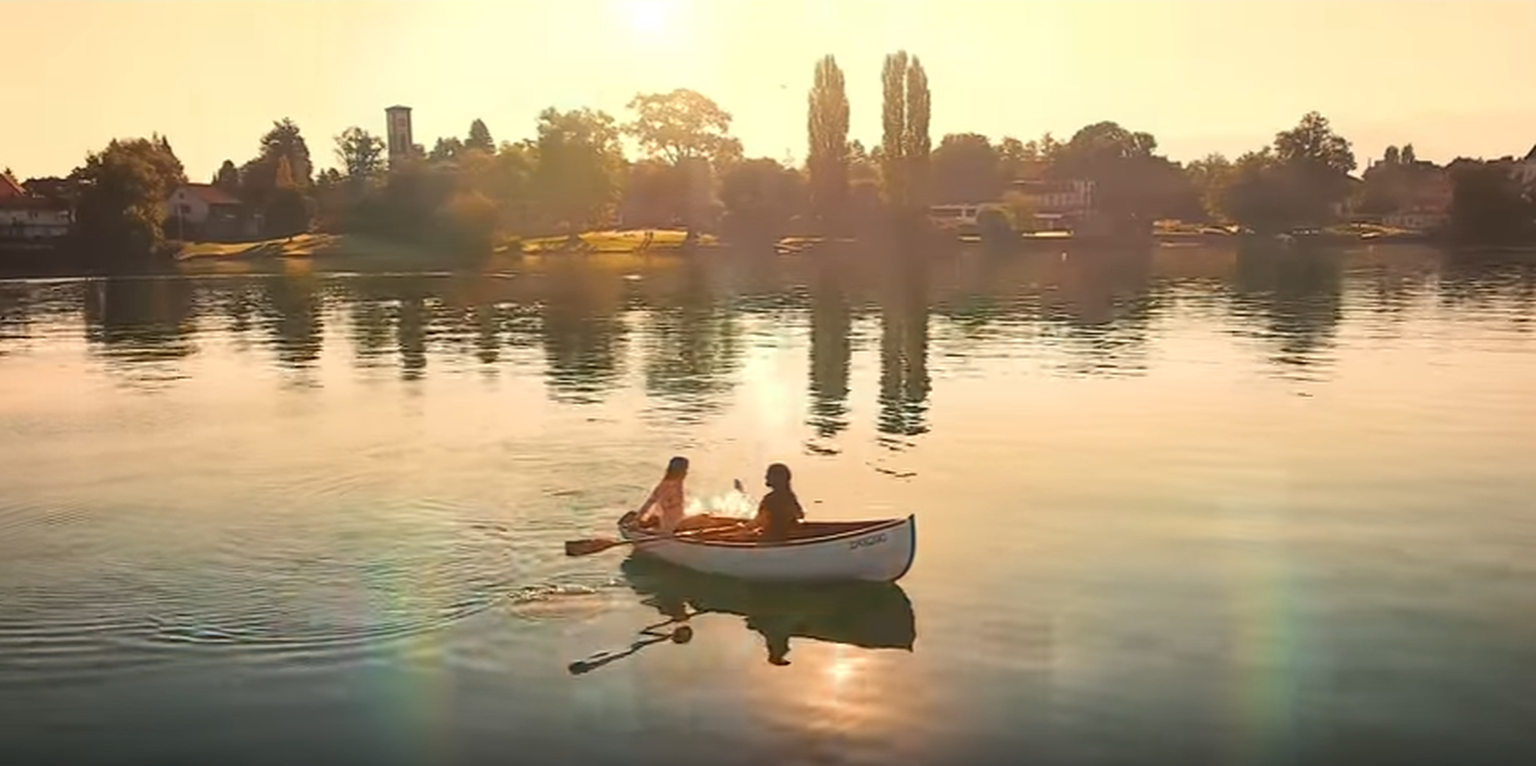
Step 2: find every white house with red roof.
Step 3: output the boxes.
[163,183,256,240]
[164,183,240,225]
[0,172,73,243]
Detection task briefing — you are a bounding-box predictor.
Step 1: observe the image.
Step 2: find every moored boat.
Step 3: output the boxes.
[616,510,916,583]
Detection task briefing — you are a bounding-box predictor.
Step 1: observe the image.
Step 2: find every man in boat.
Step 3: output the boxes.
[748,463,804,542]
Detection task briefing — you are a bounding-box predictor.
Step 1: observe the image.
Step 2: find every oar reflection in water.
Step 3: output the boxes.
[568,572,698,675]
[566,617,696,676]
[567,556,917,674]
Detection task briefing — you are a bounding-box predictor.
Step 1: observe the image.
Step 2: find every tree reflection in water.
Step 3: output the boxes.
[640,259,743,423]
[80,277,198,390]
[1230,247,1344,378]
[539,266,628,404]
[1037,248,1157,377]
[807,259,853,438]
[4,244,1517,437]
[83,277,198,363]
[256,274,324,373]
[344,277,398,368]
[877,254,931,448]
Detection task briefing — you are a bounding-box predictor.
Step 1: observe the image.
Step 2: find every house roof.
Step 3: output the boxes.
[0,173,25,199]
[1524,144,1536,163]
[174,183,242,206]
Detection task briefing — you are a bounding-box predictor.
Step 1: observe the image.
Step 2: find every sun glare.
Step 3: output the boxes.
[619,0,676,34]
[827,658,856,685]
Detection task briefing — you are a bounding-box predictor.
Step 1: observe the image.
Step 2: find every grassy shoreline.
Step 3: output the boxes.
[162,225,1536,275]
[172,228,717,264]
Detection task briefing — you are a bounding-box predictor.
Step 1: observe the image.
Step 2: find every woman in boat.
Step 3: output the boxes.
[636,456,691,534]
[750,463,805,542]
[635,456,730,535]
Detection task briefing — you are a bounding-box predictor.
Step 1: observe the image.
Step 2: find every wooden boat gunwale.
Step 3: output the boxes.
[618,514,913,549]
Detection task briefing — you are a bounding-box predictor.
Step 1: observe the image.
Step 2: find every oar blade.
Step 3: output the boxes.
[564,537,621,557]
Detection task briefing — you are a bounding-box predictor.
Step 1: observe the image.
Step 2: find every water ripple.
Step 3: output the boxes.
[2,252,1535,763]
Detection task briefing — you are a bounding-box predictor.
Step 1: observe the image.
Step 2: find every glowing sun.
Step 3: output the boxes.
[618,0,677,34]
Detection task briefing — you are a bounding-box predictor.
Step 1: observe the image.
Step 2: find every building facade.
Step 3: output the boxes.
[1362,158,1453,232]
[0,172,72,243]
[0,196,72,241]
[1005,178,1096,232]
[163,183,257,241]
[386,105,414,168]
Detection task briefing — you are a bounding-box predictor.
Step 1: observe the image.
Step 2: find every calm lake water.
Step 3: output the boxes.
[2,246,1534,766]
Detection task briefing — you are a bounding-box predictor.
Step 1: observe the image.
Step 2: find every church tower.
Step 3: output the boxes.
[385,105,414,167]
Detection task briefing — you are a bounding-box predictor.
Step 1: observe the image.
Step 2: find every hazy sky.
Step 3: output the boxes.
[5,0,1534,181]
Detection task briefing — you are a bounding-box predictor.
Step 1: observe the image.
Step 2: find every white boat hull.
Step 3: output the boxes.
[617,514,917,583]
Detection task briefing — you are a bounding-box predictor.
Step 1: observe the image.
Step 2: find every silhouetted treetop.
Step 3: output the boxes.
[466,119,495,153]
[334,127,386,181]
[625,88,742,167]
[806,54,850,227]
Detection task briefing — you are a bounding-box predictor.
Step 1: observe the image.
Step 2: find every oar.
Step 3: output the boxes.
[563,478,752,557]
[564,525,724,557]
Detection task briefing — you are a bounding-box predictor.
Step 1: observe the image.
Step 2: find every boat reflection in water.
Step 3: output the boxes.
[568,555,916,675]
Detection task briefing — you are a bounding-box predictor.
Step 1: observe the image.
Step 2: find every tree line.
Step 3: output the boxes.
[38,50,1536,260]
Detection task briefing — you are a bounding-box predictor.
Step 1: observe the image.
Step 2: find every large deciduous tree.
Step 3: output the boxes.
[1448,159,1533,245]
[71,135,187,256]
[477,142,536,232]
[1273,111,1355,176]
[624,89,739,232]
[429,137,464,163]
[334,126,386,183]
[264,155,312,238]
[1272,110,1357,224]
[1052,121,1184,234]
[1212,111,1359,232]
[718,158,807,242]
[1183,153,1234,222]
[240,118,313,207]
[1214,148,1310,233]
[532,107,626,234]
[1052,121,1157,178]
[996,136,1029,181]
[931,133,1002,204]
[624,88,742,167]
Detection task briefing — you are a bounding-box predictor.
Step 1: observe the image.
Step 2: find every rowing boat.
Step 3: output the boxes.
[615,510,916,583]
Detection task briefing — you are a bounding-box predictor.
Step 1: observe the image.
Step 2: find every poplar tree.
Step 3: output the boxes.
[806,54,850,225]
[879,51,931,211]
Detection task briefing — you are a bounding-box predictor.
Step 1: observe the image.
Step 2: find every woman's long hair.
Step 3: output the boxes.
[664,456,689,480]
[765,463,792,491]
